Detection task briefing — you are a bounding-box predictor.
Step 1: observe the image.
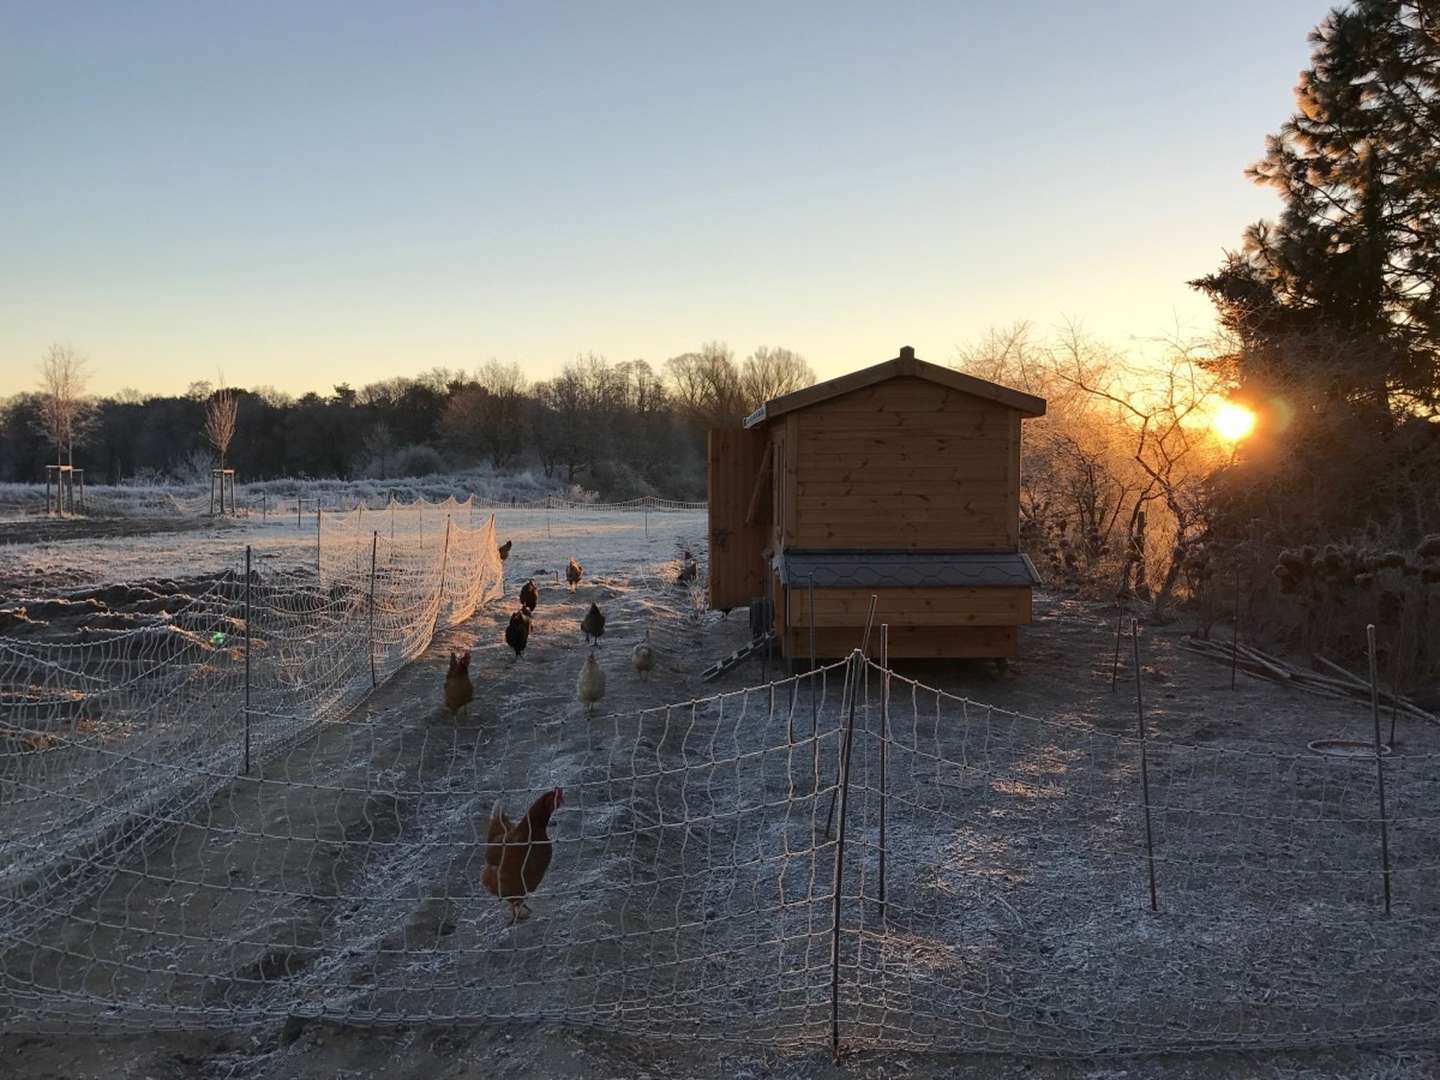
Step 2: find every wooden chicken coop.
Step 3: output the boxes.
[708,346,1046,662]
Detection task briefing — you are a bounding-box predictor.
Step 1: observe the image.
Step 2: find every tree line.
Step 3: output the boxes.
[0,343,814,500]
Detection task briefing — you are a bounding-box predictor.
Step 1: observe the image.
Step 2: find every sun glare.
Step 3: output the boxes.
[1213,402,1257,442]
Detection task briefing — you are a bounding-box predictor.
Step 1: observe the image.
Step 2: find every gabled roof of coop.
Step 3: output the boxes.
[742,345,1047,428]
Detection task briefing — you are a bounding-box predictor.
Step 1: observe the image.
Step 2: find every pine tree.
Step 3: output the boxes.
[1192,1,1439,415]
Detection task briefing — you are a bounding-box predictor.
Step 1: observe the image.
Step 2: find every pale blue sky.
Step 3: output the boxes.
[1,1,1330,396]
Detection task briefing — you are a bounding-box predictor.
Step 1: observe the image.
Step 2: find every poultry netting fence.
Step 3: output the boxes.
[0,498,503,977]
[4,621,1440,1056]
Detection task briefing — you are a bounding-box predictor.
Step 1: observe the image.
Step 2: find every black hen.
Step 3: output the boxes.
[520,579,539,612]
[581,602,606,646]
[498,540,513,561]
[505,610,530,660]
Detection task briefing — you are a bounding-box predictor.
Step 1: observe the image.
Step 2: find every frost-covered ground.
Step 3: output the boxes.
[4,489,1440,1079]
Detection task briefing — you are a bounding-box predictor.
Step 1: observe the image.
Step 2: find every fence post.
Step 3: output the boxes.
[1231,571,1242,690]
[297,496,302,529]
[809,574,818,733]
[879,622,889,921]
[369,531,379,688]
[1110,610,1124,692]
[825,597,878,839]
[431,516,453,639]
[1133,619,1158,911]
[829,648,863,1062]
[243,545,252,776]
[1367,624,1393,914]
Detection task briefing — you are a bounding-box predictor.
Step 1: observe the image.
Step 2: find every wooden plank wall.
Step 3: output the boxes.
[788,377,1019,550]
[784,624,1017,660]
[788,586,1032,627]
[707,428,770,610]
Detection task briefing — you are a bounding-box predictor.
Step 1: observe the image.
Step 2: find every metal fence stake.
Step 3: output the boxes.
[369,530,379,688]
[1367,623,1393,915]
[1231,572,1241,690]
[829,648,863,1062]
[243,545,252,777]
[879,623,889,921]
[431,516,453,639]
[1111,610,1124,692]
[1133,619,1158,911]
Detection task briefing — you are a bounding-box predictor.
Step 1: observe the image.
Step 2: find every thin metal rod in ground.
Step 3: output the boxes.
[431,516,453,641]
[297,496,302,529]
[809,575,820,802]
[1367,623,1393,915]
[829,648,863,1062]
[809,575,817,736]
[824,597,879,838]
[1389,602,1407,748]
[1111,610,1124,692]
[1231,572,1241,691]
[761,570,774,684]
[1133,618,1158,911]
[243,545,251,777]
[879,623,889,920]
[368,531,378,689]
[860,594,878,656]
[315,509,321,573]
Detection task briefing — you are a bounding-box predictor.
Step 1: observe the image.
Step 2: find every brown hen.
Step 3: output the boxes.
[482,787,564,923]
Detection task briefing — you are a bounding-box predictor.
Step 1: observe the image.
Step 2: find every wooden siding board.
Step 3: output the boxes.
[789,586,1032,628]
[782,415,799,548]
[789,380,1019,552]
[707,428,769,610]
[784,624,1017,659]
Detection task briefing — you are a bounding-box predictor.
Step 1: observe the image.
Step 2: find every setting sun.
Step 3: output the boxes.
[1213,402,1256,442]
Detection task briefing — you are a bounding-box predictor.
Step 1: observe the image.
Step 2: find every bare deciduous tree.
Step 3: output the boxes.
[665,342,745,428]
[36,344,92,469]
[203,387,239,471]
[740,346,815,407]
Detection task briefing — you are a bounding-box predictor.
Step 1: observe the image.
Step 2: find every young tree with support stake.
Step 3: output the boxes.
[36,344,91,471]
[203,387,239,472]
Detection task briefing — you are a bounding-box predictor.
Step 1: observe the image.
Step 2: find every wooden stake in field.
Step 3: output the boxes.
[1367,623,1393,915]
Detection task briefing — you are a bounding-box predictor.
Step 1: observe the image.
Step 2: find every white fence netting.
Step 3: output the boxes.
[0,498,503,971]
[4,584,1440,1056]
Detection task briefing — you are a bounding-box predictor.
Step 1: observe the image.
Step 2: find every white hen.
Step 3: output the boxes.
[632,630,656,680]
[577,652,606,715]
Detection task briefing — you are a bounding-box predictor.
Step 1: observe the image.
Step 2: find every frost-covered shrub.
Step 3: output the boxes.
[388,445,445,478]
